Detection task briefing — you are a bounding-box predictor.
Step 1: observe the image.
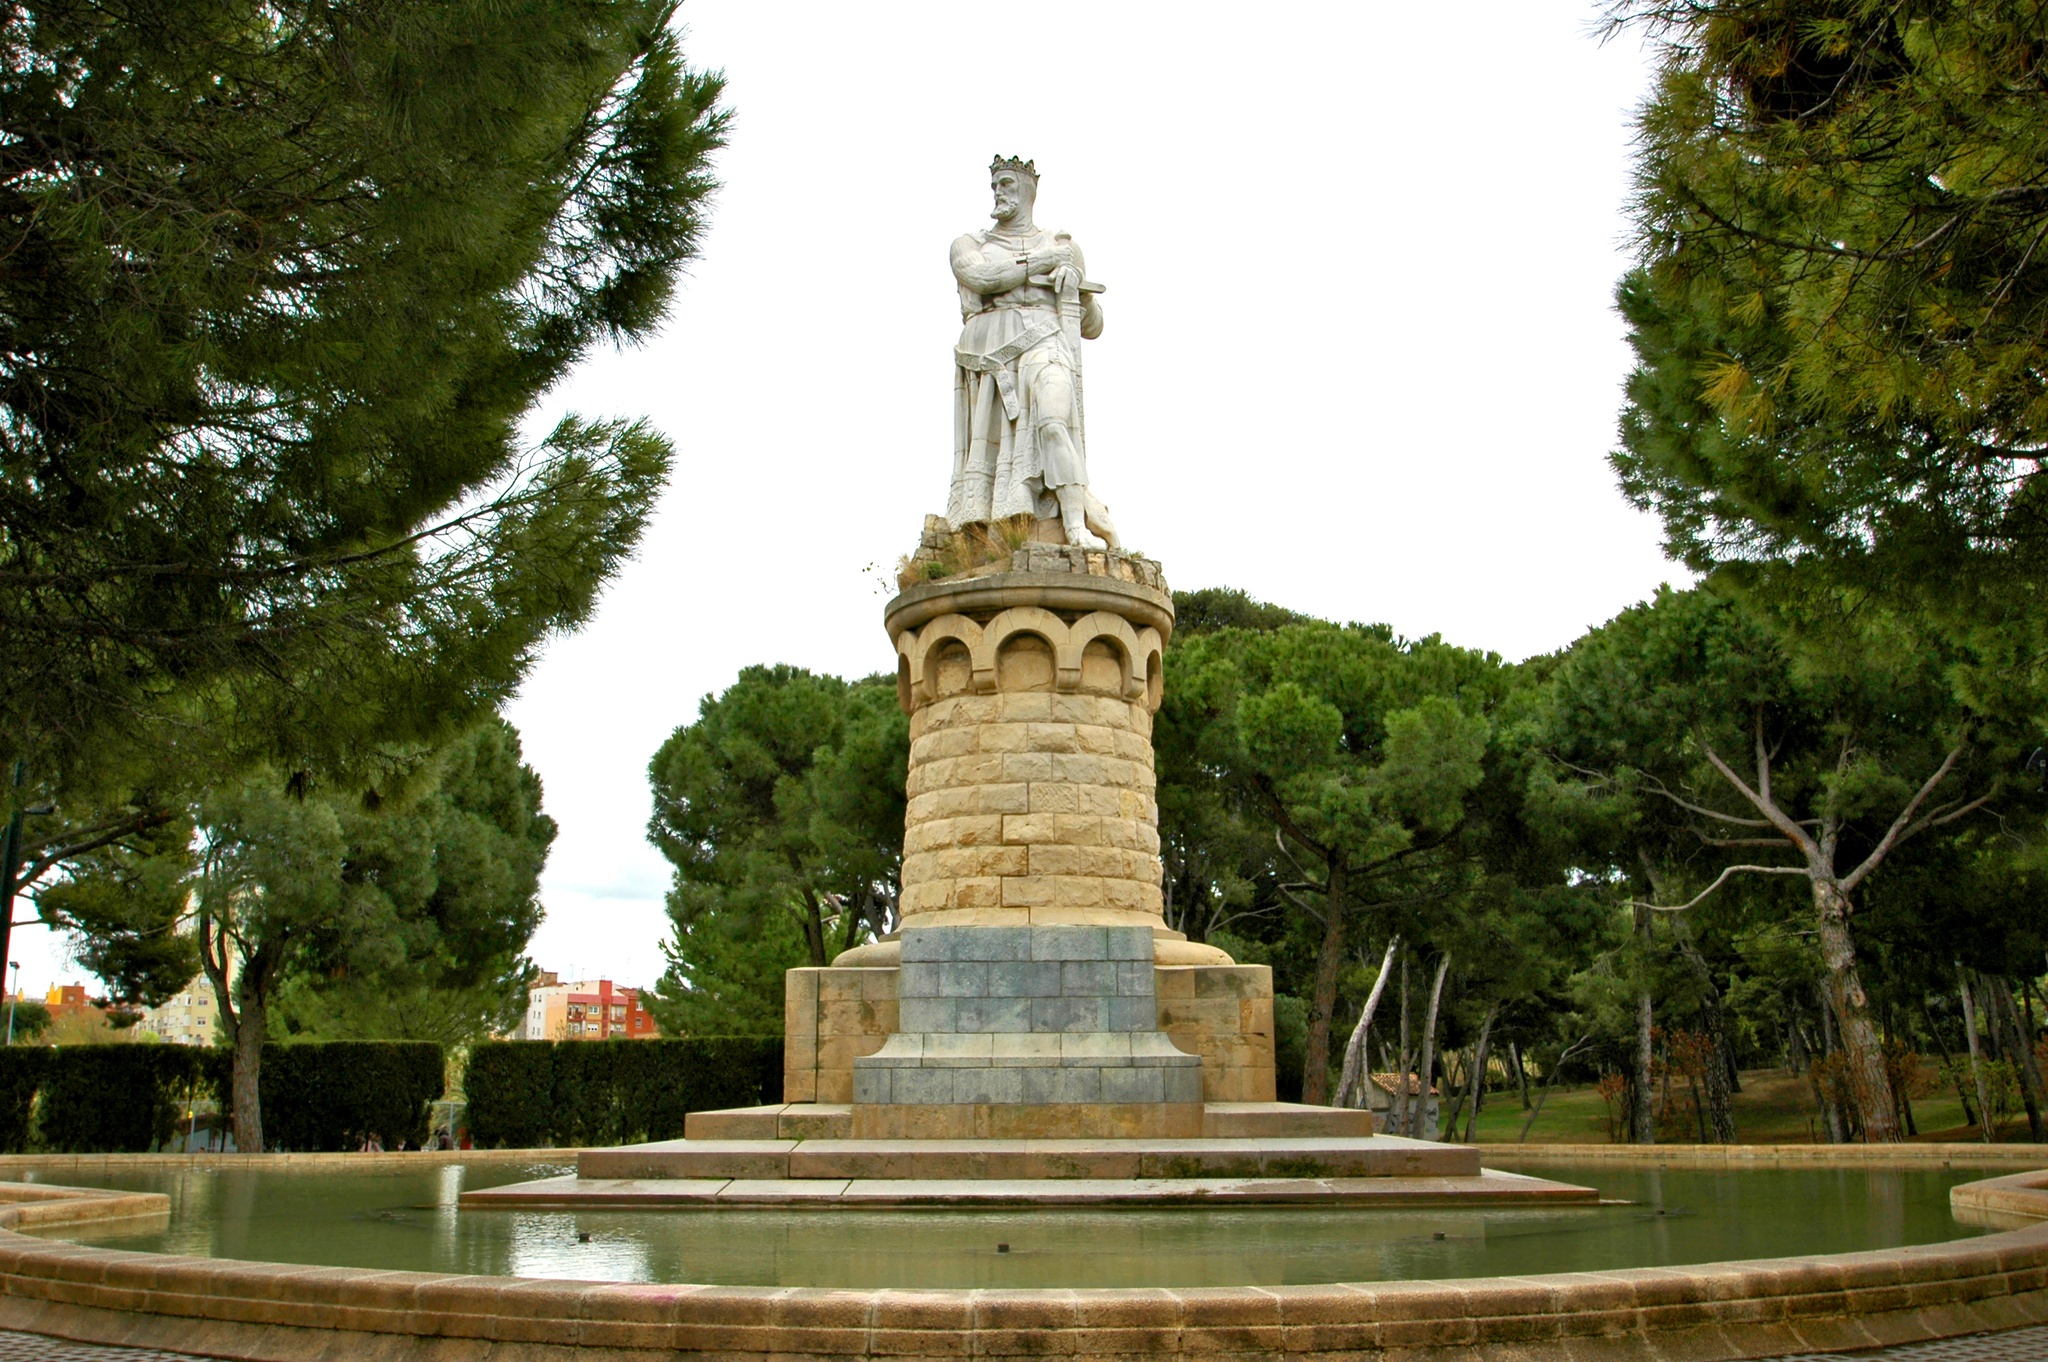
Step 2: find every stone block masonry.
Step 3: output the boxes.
[861,556,1237,964]
[851,925,1202,1138]
[785,956,1278,1104]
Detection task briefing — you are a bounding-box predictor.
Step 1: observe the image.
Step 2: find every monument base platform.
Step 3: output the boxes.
[575,1132,1476,1182]
[682,1099,1373,1141]
[461,1164,1597,1210]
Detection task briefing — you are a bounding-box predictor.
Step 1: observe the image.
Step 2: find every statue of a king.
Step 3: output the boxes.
[947,157,1120,549]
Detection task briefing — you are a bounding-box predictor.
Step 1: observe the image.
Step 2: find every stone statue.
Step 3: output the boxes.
[947,157,1121,550]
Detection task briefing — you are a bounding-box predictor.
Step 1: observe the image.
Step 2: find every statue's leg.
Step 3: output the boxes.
[1025,351,1105,548]
[1082,491,1121,550]
[949,373,999,525]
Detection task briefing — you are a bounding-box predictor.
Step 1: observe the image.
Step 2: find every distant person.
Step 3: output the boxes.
[458,1131,473,1151]
[361,1133,383,1153]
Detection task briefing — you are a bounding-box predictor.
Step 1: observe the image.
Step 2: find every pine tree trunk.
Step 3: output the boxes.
[1633,986,1656,1145]
[1813,878,1901,1141]
[1991,976,2045,1141]
[1677,932,1741,1126]
[1512,1039,1531,1110]
[1958,966,1994,1144]
[1815,996,1848,1144]
[1335,936,1399,1109]
[1301,876,1347,1106]
[1416,953,1449,1140]
[231,976,266,1154]
[1394,956,1412,1135]
[1458,1004,1498,1145]
[1921,1002,1975,1127]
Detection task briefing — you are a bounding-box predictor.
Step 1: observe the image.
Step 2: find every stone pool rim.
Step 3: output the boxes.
[0,1143,2038,1361]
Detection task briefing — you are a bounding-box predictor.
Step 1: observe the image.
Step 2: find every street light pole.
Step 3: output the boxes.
[6,962,18,1046]
[0,761,25,996]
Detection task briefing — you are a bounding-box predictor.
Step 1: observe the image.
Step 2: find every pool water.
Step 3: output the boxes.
[25,1161,1995,1289]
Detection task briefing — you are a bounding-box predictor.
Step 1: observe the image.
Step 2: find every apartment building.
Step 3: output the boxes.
[135,977,220,1047]
[521,975,658,1041]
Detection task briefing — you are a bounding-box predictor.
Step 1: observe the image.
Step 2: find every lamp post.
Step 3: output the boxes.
[0,763,26,987]
[0,762,53,986]
[7,962,19,1046]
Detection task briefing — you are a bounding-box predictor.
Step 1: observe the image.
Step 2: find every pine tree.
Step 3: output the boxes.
[646,667,908,1034]
[190,718,553,1151]
[1,1,726,783]
[1611,1,2048,607]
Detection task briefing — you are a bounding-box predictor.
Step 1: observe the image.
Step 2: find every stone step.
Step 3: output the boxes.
[464,1166,1597,1210]
[682,1100,1374,1142]
[579,1133,1475,1182]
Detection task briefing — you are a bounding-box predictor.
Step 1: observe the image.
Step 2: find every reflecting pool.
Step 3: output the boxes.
[23,1160,1994,1289]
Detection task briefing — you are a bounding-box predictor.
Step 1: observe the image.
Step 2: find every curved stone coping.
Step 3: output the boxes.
[1952,1170,2048,1224]
[886,571,1174,640]
[1481,1142,2048,1169]
[0,1149,572,1173]
[0,1152,2045,1361]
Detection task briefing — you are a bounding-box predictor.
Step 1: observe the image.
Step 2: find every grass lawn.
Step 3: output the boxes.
[1456,1065,2033,1145]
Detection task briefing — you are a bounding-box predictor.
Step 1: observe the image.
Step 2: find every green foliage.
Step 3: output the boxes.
[0,1041,441,1153]
[647,667,908,1032]
[1272,995,1309,1103]
[1610,0,2048,604]
[268,721,553,1046]
[1172,588,1316,636]
[464,1038,782,1148]
[35,816,199,1008]
[157,716,554,1150]
[1160,619,1510,1096]
[0,1,727,783]
[3,1001,50,1045]
[237,1042,444,1152]
[0,1050,46,1153]
[36,1046,211,1154]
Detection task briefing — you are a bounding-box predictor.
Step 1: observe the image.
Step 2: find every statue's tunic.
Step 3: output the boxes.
[948,225,1088,527]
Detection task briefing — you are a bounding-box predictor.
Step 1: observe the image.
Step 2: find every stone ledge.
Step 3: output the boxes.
[0,1150,2045,1360]
[461,1167,1594,1209]
[579,1134,1479,1181]
[688,1101,1374,1142]
[885,570,1173,639]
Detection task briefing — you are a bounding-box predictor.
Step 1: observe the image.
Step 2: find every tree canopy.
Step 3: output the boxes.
[1,0,726,783]
[1611,0,2048,610]
[646,666,908,1035]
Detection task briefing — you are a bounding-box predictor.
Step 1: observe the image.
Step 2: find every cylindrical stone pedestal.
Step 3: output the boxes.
[836,551,1227,966]
[789,546,1275,1115]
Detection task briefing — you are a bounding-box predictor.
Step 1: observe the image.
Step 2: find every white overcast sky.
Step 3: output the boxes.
[21,2,1682,998]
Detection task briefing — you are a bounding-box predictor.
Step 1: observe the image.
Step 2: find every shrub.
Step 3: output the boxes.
[464,1040,555,1148]
[37,1047,209,1153]
[466,1038,782,1148]
[251,1042,444,1151]
[0,1049,47,1153]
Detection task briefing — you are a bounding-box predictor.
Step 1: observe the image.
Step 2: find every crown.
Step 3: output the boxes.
[990,155,1038,181]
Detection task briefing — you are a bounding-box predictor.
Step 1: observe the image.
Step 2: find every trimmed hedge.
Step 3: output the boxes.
[38,1046,216,1153]
[0,1049,48,1152]
[466,1038,781,1148]
[233,1042,444,1151]
[0,1041,444,1152]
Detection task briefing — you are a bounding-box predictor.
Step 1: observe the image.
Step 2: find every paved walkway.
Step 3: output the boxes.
[0,1331,226,1359]
[1774,1328,2048,1359]
[2,1323,2046,1360]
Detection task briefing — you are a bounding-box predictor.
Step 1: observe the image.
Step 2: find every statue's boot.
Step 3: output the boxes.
[1082,491,1121,550]
[1056,485,1108,549]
